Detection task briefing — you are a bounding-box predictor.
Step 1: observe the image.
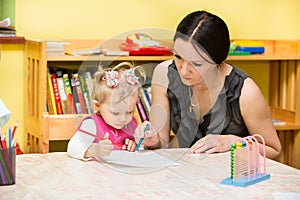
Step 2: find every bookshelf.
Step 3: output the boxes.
[24,39,300,168]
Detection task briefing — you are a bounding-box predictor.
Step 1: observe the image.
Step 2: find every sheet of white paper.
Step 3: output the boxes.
[272,192,300,200]
[102,150,180,168]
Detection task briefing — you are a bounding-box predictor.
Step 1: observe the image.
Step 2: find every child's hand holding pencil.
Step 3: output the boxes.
[134,122,159,150]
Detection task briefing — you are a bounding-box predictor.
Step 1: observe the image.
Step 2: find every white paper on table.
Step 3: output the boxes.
[101,150,180,168]
[272,192,300,200]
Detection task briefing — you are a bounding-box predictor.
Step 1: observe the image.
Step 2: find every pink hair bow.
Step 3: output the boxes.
[102,70,120,88]
[125,68,139,85]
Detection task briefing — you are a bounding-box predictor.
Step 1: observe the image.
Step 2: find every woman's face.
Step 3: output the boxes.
[173,38,215,86]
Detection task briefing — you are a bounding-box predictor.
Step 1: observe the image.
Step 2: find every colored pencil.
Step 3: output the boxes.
[135,123,150,152]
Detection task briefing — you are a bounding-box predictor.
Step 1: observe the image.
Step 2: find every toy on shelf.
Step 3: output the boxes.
[221,134,270,187]
[119,33,172,56]
[229,40,265,55]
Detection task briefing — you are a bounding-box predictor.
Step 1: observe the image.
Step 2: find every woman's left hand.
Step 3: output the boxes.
[190,134,240,154]
[122,138,137,152]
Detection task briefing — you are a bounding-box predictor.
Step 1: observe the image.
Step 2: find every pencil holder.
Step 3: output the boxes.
[0,147,16,186]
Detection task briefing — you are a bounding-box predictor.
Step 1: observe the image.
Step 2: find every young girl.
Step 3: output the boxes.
[67,62,143,160]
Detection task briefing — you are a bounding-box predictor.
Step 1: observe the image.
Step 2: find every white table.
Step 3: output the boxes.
[1,148,299,200]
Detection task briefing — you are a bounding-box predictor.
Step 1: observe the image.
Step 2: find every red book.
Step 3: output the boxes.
[51,73,63,114]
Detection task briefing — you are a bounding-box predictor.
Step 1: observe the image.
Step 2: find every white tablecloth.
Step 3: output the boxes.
[1,148,299,200]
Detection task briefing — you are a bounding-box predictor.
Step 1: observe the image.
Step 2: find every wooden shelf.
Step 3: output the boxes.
[45,39,300,61]
[274,122,300,131]
[47,54,173,61]
[0,37,25,44]
[270,107,300,131]
[47,53,300,62]
[228,40,300,61]
[227,54,300,61]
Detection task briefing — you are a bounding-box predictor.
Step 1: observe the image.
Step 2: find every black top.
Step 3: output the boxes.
[167,61,250,147]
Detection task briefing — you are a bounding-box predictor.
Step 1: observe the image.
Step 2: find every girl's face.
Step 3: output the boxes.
[98,93,138,129]
[173,38,215,86]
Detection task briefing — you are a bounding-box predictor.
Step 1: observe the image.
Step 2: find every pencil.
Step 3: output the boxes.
[135,123,150,152]
[8,127,12,166]
[0,129,3,148]
[11,121,18,139]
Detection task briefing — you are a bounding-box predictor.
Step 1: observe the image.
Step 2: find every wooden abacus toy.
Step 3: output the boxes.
[221,134,270,187]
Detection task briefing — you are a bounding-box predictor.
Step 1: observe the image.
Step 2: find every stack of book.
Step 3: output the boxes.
[46,41,70,56]
[229,40,265,55]
[0,17,16,37]
[0,27,16,37]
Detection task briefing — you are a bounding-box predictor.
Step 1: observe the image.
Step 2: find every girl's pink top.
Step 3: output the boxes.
[78,114,137,150]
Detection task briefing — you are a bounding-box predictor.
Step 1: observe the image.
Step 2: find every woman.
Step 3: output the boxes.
[135,10,281,159]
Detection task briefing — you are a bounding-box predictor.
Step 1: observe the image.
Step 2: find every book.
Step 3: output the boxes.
[136,97,149,122]
[74,73,87,114]
[56,71,70,114]
[143,87,151,106]
[84,72,94,96]
[47,69,57,114]
[0,27,16,37]
[66,47,102,56]
[134,107,142,124]
[63,73,76,114]
[79,75,92,114]
[233,40,264,47]
[101,48,129,56]
[139,88,151,114]
[51,73,63,114]
[46,41,70,56]
[70,72,82,114]
[272,119,286,126]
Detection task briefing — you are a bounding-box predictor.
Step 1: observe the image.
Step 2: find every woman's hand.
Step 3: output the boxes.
[122,138,137,152]
[190,134,240,154]
[134,121,160,149]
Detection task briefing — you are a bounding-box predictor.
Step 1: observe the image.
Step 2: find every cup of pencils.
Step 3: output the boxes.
[0,146,16,185]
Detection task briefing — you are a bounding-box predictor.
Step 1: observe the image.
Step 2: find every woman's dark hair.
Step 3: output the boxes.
[173,10,230,64]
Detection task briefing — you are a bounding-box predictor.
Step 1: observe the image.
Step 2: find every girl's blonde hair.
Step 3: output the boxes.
[92,62,145,104]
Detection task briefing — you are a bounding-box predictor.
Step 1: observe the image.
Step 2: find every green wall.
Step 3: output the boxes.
[1,0,15,26]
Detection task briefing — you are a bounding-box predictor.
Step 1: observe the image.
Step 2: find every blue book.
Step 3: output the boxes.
[235,46,265,54]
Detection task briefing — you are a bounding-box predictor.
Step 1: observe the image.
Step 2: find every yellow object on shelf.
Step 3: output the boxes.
[233,40,264,47]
